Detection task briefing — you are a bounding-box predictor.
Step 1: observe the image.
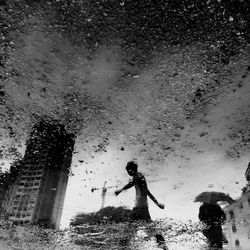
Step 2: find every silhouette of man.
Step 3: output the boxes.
[115,161,167,249]
[198,202,227,249]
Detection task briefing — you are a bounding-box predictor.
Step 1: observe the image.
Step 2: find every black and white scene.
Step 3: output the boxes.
[0,0,250,249]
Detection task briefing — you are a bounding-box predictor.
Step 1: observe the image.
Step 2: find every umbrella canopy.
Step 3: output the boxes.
[194,191,235,204]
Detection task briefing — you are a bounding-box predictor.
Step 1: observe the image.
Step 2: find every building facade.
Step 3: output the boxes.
[223,163,250,250]
[3,121,75,229]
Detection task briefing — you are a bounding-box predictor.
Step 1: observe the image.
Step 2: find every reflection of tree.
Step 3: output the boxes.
[70,206,131,226]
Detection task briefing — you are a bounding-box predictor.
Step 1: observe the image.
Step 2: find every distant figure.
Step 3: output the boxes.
[198,202,227,249]
[115,161,167,249]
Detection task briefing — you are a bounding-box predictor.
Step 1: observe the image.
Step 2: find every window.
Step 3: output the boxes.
[232,224,237,233]
[229,210,235,220]
[235,239,240,246]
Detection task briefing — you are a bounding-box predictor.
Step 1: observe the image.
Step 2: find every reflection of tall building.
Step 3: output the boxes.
[3,121,75,229]
[224,163,250,250]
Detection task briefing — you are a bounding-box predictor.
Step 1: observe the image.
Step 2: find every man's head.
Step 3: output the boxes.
[126,161,138,176]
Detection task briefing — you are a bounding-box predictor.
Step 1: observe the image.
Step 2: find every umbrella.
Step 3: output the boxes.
[194,191,235,204]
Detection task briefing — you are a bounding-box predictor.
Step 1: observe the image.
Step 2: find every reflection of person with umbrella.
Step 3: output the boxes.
[194,191,235,249]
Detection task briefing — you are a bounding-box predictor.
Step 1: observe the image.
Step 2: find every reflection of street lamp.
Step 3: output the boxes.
[91,187,98,192]
[91,181,109,209]
[101,181,107,209]
[91,184,118,193]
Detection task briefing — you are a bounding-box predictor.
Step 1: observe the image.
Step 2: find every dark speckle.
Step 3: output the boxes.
[0,89,4,97]
[237,82,243,88]
[199,132,208,137]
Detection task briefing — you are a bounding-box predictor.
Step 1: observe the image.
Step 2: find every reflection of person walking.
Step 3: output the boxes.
[115,161,167,249]
[198,202,227,249]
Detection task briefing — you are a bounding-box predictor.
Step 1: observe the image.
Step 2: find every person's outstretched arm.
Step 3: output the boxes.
[138,173,165,209]
[147,189,165,209]
[115,180,134,196]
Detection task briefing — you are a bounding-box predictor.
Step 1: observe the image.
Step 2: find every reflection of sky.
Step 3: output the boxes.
[60,148,248,228]
[60,71,250,228]
[0,24,250,231]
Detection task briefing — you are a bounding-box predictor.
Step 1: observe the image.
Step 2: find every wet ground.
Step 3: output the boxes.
[0,218,219,250]
[0,1,250,249]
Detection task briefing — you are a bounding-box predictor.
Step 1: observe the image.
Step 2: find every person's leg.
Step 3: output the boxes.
[144,219,168,250]
[155,233,168,250]
[130,207,151,221]
[117,222,138,249]
[131,207,168,249]
[117,208,144,249]
[203,226,223,249]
